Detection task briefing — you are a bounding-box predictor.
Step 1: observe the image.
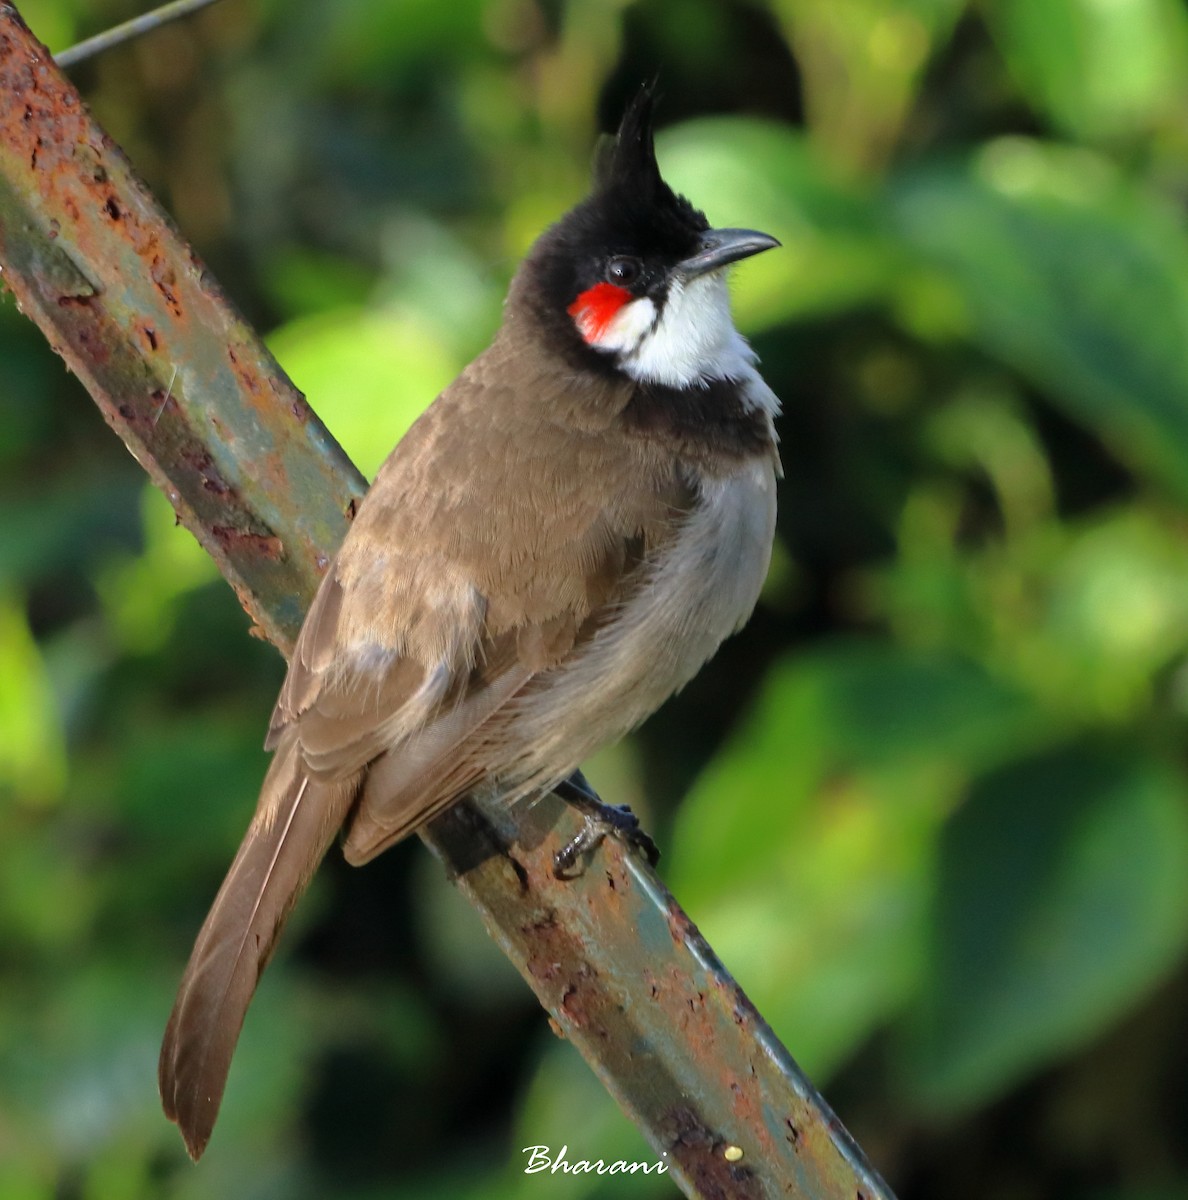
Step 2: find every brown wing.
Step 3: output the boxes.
[262,558,540,858]
[338,539,667,863]
[260,334,685,850]
[265,571,456,781]
[264,536,636,862]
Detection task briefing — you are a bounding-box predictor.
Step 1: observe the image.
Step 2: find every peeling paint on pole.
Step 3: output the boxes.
[0,6,897,1198]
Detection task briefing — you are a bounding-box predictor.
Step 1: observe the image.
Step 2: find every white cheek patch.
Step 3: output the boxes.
[585,296,658,353]
[622,274,754,389]
[570,270,780,419]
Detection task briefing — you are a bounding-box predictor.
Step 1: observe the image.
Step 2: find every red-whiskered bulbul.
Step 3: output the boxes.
[159,89,781,1159]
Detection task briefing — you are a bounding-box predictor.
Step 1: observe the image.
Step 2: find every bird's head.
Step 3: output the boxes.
[517,88,779,390]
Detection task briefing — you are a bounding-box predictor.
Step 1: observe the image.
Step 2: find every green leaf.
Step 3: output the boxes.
[668,641,1041,1078]
[268,306,460,479]
[658,120,899,329]
[287,0,490,84]
[0,475,141,590]
[95,486,220,655]
[899,744,1188,1112]
[0,591,67,804]
[890,139,1188,500]
[986,0,1188,141]
[769,0,966,173]
[880,499,1188,721]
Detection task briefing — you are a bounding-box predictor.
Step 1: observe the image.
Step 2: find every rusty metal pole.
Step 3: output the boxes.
[0,7,897,1197]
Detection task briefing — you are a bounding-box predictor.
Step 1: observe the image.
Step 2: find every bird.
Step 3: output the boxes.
[158,87,781,1160]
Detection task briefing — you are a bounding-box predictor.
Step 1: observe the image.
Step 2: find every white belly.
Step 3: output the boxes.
[503,456,778,796]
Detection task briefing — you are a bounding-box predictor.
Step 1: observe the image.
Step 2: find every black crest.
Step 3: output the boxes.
[588,85,707,248]
[513,84,711,372]
[593,86,665,197]
[526,84,710,274]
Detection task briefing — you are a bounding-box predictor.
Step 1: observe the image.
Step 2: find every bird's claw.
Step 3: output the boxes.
[552,772,661,877]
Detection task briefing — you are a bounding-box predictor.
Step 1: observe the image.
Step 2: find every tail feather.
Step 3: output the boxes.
[158,741,357,1159]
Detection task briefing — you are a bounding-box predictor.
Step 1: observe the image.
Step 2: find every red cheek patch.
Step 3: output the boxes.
[567,282,631,344]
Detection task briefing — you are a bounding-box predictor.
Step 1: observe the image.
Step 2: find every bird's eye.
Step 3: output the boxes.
[606,256,642,287]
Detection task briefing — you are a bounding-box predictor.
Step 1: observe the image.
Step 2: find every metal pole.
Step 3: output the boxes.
[54,0,230,69]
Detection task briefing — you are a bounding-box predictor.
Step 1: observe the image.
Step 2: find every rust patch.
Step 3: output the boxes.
[665,894,711,951]
[661,1107,763,1200]
[150,255,182,317]
[0,11,198,354]
[590,855,633,921]
[558,966,599,1030]
[227,345,262,396]
[210,524,284,561]
[664,963,717,1045]
[519,907,614,1042]
[180,447,234,498]
[147,389,173,426]
[522,913,560,966]
[641,935,785,1171]
[247,447,293,501]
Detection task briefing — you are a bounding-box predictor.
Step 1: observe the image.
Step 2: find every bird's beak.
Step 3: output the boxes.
[676,228,780,281]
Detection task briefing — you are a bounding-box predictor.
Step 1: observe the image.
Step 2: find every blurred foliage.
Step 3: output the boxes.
[4,0,1188,1196]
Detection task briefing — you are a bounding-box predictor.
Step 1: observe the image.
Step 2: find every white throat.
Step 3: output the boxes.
[582,273,778,416]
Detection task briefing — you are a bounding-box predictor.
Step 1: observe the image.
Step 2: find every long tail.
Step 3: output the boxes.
[158,739,357,1159]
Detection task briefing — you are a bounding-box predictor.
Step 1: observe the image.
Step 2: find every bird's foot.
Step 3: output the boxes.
[552,769,660,877]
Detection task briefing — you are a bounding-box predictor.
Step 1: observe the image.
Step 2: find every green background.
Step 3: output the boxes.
[4,0,1188,1196]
